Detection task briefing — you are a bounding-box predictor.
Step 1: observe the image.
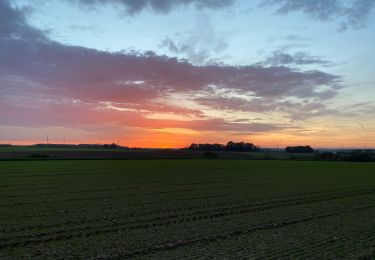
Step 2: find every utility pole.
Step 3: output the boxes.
[47,134,49,144]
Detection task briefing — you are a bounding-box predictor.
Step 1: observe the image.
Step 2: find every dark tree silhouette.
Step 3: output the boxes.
[285,146,314,153]
[188,141,259,152]
[349,150,375,162]
[315,151,338,161]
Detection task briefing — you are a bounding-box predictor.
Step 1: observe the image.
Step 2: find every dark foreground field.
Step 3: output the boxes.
[1,160,375,259]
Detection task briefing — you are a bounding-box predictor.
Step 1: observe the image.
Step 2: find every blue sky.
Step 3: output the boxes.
[1,0,375,147]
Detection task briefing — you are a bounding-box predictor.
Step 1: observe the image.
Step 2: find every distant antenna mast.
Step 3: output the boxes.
[47,134,49,144]
[63,136,66,145]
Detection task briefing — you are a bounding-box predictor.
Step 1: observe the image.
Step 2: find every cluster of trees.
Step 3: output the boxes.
[315,151,339,161]
[349,150,375,162]
[285,146,314,153]
[315,150,375,162]
[35,144,129,149]
[188,141,259,152]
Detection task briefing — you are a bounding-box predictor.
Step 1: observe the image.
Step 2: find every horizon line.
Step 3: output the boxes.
[1,143,373,150]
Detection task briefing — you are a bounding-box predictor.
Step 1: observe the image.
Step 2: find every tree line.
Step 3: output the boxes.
[315,150,375,162]
[35,143,129,149]
[188,141,260,152]
[285,146,314,153]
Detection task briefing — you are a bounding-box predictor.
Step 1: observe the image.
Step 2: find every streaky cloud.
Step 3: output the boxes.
[262,50,332,66]
[67,0,236,14]
[260,0,375,30]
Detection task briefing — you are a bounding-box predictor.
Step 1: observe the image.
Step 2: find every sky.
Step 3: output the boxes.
[1,0,375,148]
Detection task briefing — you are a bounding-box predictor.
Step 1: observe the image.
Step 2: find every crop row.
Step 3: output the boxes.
[2,203,374,259]
[140,208,375,259]
[2,180,373,214]
[2,185,375,236]
[1,187,374,250]
[100,205,375,259]
[4,183,375,223]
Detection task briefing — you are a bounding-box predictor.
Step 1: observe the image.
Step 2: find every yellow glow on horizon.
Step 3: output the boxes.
[1,123,374,149]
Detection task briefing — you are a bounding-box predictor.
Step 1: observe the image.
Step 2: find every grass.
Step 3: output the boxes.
[1,160,375,258]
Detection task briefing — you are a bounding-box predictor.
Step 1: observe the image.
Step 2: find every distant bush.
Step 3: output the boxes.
[348,150,375,162]
[263,154,275,160]
[285,146,314,153]
[315,152,339,161]
[29,153,49,158]
[0,144,12,147]
[102,143,119,149]
[203,151,218,159]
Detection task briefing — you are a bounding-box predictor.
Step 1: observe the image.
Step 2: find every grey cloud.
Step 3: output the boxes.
[67,0,236,14]
[340,0,375,30]
[0,0,342,131]
[260,0,343,21]
[1,35,341,102]
[335,101,375,117]
[195,96,337,120]
[62,0,375,31]
[52,0,375,31]
[283,35,307,41]
[196,97,275,113]
[0,7,341,104]
[0,97,284,133]
[0,0,46,40]
[160,15,229,65]
[70,24,99,32]
[260,0,375,30]
[262,51,332,66]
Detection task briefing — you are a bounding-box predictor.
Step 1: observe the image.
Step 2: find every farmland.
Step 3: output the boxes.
[1,160,375,259]
[0,146,317,160]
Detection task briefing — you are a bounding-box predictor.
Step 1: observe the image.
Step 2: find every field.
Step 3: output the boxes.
[1,160,375,259]
[0,146,316,160]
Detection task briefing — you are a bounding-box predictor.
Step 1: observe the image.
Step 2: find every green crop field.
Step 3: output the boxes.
[1,160,375,259]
